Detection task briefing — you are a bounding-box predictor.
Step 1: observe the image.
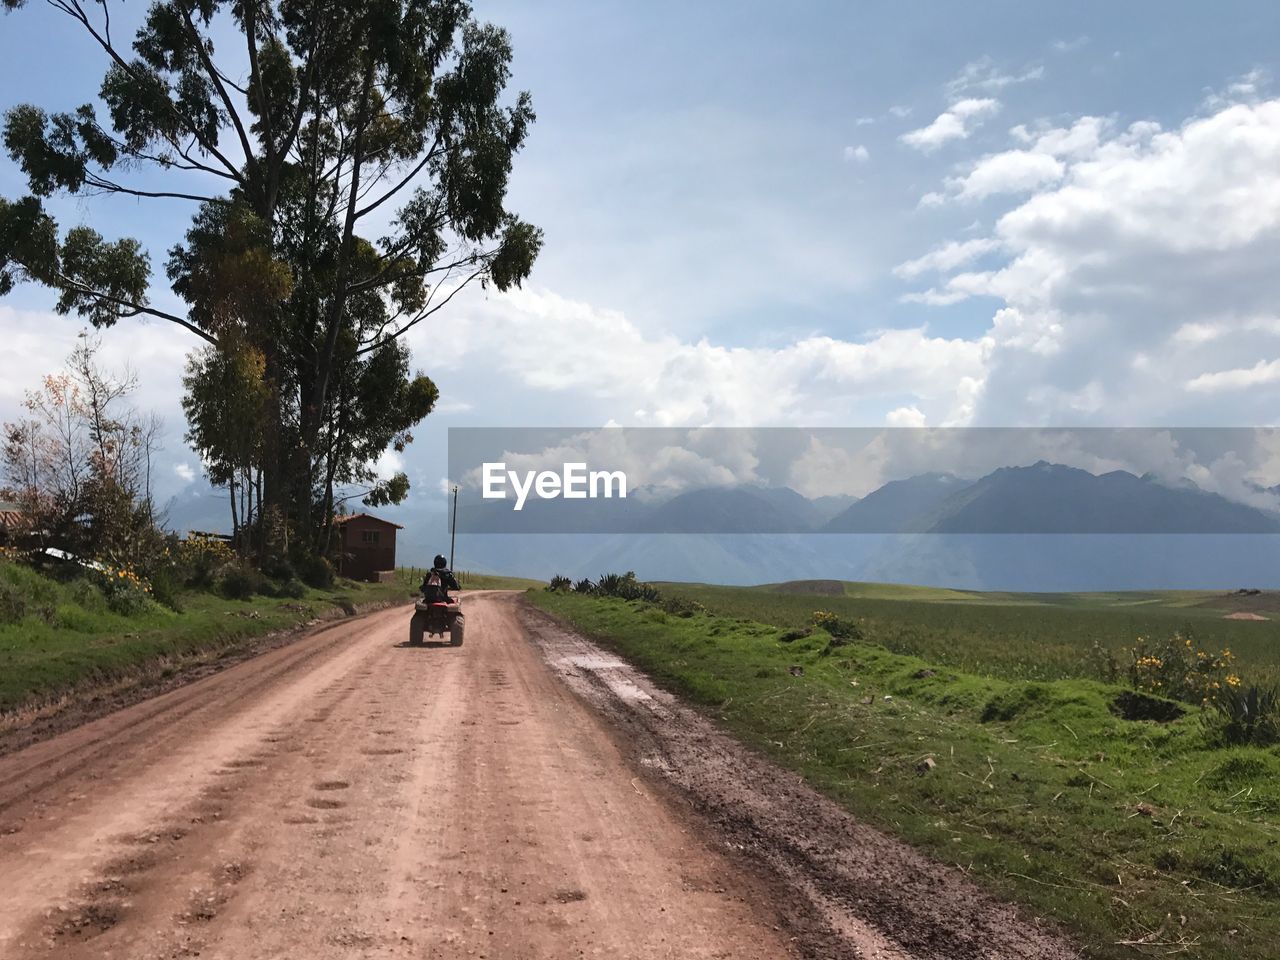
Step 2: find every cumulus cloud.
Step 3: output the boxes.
[420,288,986,428]
[173,462,195,483]
[897,97,1280,427]
[1188,359,1280,393]
[842,144,870,163]
[900,98,1000,152]
[885,406,927,427]
[893,238,1001,279]
[924,118,1109,205]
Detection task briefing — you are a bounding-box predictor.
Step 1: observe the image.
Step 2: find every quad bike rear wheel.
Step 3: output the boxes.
[450,614,465,646]
[409,613,425,646]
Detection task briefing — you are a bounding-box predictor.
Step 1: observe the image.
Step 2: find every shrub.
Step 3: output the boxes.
[178,534,235,588]
[92,563,155,616]
[811,609,863,642]
[274,578,307,600]
[595,572,628,596]
[594,571,662,602]
[218,564,263,600]
[0,560,59,625]
[572,578,595,594]
[149,565,184,612]
[1211,684,1280,746]
[548,574,572,592]
[1127,632,1237,704]
[660,595,704,618]
[297,554,335,589]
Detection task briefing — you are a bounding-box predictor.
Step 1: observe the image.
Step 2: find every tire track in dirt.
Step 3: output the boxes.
[519,596,1081,960]
[0,594,800,959]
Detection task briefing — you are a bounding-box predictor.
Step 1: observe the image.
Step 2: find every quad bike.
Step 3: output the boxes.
[409,593,464,646]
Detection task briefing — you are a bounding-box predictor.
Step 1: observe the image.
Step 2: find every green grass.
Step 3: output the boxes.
[532,590,1280,960]
[0,561,415,714]
[657,581,1280,688]
[456,571,545,590]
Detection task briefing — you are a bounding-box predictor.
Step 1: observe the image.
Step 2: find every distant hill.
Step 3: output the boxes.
[824,473,969,533]
[640,485,819,533]
[917,461,1280,534]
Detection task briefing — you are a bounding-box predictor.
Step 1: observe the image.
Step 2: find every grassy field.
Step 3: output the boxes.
[456,571,545,590]
[532,587,1280,960]
[0,561,417,715]
[658,580,1280,687]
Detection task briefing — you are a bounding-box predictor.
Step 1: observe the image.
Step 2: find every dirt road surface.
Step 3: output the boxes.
[0,593,1078,959]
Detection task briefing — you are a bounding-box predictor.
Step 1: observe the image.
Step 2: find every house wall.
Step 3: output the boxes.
[338,518,398,581]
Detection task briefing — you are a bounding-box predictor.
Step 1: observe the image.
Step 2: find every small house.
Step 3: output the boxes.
[0,500,28,546]
[334,513,402,582]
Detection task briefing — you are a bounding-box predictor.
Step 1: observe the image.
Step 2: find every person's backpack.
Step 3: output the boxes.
[424,569,446,601]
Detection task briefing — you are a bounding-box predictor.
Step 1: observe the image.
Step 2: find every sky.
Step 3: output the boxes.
[4,0,1280,518]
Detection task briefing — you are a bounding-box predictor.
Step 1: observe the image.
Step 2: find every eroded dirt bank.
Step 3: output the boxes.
[519,597,1081,960]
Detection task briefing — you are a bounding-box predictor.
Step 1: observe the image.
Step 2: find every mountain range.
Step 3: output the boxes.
[163,461,1280,590]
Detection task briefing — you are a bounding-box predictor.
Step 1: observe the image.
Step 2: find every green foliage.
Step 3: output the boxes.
[0,561,409,713]
[592,571,661,602]
[3,0,542,562]
[658,582,1280,689]
[0,557,58,624]
[547,574,572,592]
[533,590,1280,960]
[571,578,595,594]
[659,594,704,618]
[92,562,156,616]
[148,565,184,613]
[1128,632,1239,704]
[1211,684,1280,746]
[297,554,335,589]
[273,578,308,600]
[177,534,235,588]
[217,564,264,601]
[811,609,863,642]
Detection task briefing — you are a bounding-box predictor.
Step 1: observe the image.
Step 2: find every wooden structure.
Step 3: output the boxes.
[0,500,28,546]
[334,513,402,581]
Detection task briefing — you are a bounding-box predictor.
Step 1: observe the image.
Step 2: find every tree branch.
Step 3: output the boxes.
[353,137,443,220]
[177,4,258,182]
[47,0,246,183]
[355,265,486,354]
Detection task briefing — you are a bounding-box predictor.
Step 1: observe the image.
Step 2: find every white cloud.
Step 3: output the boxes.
[888,105,913,118]
[1204,68,1270,109]
[423,288,986,428]
[900,98,1000,152]
[1188,359,1280,393]
[842,144,870,163]
[1052,36,1090,54]
[947,57,1044,97]
[897,97,1280,426]
[893,238,1001,279]
[885,405,926,428]
[855,116,875,126]
[173,462,196,483]
[925,118,1110,205]
[946,150,1065,201]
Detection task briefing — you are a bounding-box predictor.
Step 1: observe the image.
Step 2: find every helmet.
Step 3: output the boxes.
[433,554,448,569]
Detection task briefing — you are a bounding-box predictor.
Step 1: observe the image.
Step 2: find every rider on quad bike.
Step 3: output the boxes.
[409,555,464,646]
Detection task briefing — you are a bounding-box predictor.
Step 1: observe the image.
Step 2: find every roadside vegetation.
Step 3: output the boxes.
[659,580,1280,688]
[0,551,416,716]
[535,575,1280,959]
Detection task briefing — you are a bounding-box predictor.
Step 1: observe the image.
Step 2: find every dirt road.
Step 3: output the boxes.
[0,593,1077,959]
